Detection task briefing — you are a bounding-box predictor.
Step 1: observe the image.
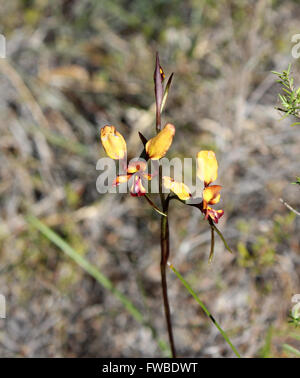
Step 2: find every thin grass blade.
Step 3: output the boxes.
[168,262,241,358]
[27,215,170,354]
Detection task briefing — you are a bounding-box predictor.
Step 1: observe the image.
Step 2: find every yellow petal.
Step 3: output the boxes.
[146,123,175,160]
[163,176,191,201]
[100,125,127,160]
[197,150,218,185]
[203,185,222,206]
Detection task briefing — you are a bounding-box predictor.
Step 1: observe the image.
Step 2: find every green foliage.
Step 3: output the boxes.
[273,212,296,242]
[97,0,191,39]
[289,295,300,328]
[65,184,81,209]
[282,343,300,357]
[259,326,273,358]
[288,313,300,328]
[272,64,300,124]
[237,213,295,273]
[237,238,275,271]
[260,327,300,357]
[292,176,300,186]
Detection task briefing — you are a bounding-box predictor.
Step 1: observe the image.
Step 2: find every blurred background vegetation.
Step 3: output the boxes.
[0,0,299,357]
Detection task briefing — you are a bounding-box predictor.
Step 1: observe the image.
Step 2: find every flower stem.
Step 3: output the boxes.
[160,196,177,358]
[154,54,176,357]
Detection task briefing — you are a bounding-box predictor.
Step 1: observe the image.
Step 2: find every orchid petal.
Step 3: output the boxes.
[100,125,127,160]
[197,150,218,186]
[163,176,191,201]
[146,123,175,160]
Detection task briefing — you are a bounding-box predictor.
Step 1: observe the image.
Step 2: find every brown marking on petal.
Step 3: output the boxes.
[127,160,147,174]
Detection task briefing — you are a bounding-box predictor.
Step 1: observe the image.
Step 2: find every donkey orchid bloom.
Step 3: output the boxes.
[197,151,224,224]
[202,185,224,223]
[162,151,224,223]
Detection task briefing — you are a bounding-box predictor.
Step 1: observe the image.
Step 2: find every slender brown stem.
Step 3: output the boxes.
[156,106,161,133]
[160,196,177,358]
[154,54,176,357]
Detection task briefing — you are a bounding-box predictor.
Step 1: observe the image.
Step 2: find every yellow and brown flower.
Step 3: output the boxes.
[100,123,176,196]
[162,150,224,224]
[198,151,224,223]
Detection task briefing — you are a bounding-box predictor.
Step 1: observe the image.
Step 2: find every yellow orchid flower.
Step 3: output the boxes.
[197,150,218,186]
[100,125,127,160]
[163,176,192,200]
[197,151,223,223]
[164,151,223,224]
[146,123,175,160]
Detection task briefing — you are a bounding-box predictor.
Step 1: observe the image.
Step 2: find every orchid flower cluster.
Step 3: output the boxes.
[99,54,231,357]
[100,124,224,224]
